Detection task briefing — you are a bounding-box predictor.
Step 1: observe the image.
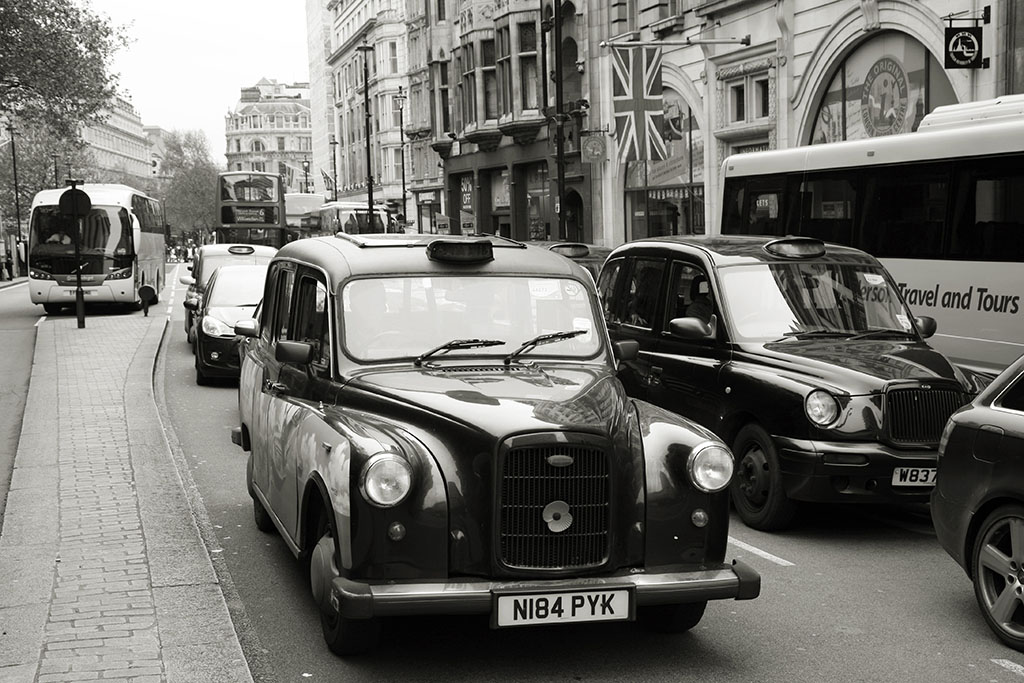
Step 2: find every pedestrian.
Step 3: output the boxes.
[2,254,11,281]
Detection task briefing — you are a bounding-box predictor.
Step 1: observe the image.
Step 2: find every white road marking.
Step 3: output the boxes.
[35,316,46,327]
[992,659,1024,677]
[728,536,795,566]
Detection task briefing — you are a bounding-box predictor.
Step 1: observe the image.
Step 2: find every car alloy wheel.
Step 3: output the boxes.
[972,504,1024,652]
[730,424,797,531]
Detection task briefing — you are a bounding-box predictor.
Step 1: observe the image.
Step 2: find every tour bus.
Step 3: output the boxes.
[715,95,1024,375]
[27,184,165,314]
[317,200,395,234]
[215,171,288,247]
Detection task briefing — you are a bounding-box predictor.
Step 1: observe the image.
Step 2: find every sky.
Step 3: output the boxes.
[87,0,311,164]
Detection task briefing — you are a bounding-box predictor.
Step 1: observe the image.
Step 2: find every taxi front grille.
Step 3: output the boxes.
[886,387,967,445]
[498,443,609,570]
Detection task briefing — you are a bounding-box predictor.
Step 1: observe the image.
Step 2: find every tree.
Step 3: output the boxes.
[0,0,125,139]
[161,130,221,242]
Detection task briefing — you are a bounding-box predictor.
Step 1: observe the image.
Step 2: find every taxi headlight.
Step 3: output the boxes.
[201,315,234,337]
[359,453,413,508]
[805,389,839,427]
[687,443,734,493]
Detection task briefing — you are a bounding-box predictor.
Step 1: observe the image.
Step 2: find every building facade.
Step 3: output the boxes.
[594,0,1024,247]
[224,79,313,194]
[80,96,152,186]
[306,0,1024,245]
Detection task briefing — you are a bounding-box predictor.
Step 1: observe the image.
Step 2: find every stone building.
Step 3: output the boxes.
[80,95,152,186]
[224,79,313,194]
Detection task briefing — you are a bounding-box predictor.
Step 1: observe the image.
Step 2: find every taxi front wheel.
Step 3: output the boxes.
[311,510,380,656]
[730,424,797,531]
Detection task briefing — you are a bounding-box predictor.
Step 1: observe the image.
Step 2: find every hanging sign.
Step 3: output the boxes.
[945,27,984,69]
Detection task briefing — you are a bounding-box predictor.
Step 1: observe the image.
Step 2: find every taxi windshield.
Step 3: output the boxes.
[718,262,916,342]
[341,276,601,362]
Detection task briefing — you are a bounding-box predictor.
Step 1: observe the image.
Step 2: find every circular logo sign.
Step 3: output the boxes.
[947,30,980,67]
[860,56,909,137]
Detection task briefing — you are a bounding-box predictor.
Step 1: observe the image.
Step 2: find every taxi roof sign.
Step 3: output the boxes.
[763,237,826,259]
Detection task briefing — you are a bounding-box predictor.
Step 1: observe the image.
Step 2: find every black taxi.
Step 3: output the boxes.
[598,236,978,531]
[231,233,759,655]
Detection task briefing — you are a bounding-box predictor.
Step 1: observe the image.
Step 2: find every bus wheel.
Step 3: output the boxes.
[43,304,62,315]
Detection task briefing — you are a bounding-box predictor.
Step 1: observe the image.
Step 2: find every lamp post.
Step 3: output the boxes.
[394,86,408,228]
[51,153,59,187]
[356,41,375,226]
[302,157,310,193]
[552,0,567,240]
[5,121,22,276]
[328,134,339,201]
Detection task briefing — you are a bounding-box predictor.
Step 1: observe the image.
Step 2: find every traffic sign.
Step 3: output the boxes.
[59,188,91,217]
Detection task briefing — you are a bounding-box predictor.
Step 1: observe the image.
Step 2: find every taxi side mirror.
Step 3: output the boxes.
[179,275,195,286]
[915,315,937,339]
[234,319,258,338]
[668,314,717,339]
[276,340,314,364]
[612,340,639,361]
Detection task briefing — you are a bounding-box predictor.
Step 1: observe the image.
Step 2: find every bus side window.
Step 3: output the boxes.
[950,157,1024,261]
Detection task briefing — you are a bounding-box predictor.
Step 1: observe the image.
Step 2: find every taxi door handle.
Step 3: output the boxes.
[264,379,288,394]
[980,425,1004,436]
[649,366,663,387]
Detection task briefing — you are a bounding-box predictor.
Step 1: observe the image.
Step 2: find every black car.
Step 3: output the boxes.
[232,233,759,655]
[179,243,276,347]
[186,263,266,384]
[932,353,1024,652]
[598,235,979,530]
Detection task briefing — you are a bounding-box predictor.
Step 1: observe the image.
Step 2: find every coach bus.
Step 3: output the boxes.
[715,96,1024,375]
[317,200,395,234]
[284,192,325,240]
[215,171,288,247]
[27,184,165,314]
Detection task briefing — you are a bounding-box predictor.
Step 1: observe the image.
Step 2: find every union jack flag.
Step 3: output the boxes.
[612,46,667,163]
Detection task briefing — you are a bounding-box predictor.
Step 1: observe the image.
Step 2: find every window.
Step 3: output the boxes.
[496,27,511,116]
[252,161,265,172]
[278,162,286,177]
[277,137,285,151]
[393,148,403,183]
[482,39,498,120]
[624,259,666,329]
[950,155,1024,262]
[388,41,399,74]
[266,266,295,343]
[391,94,402,127]
[756,78,770,119]
[252,140,265,153]
[999,374,1024,412]
[665,262,712,325]
[438,63,451,132]
[597,259,624,323]
[730,83,745,123]
[519,22,538,110]
[293,275,331,368]
[461,45,477,125]
[436,0,445,20]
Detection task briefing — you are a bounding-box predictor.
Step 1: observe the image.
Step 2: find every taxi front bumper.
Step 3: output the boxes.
[329,559,760,620]
[776,435,938,502]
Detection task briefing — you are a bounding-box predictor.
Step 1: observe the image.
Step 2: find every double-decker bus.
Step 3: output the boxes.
[27,184,165,314]
[317,201,395,234]
[284,192,325,240]
[215,171,287,247]
[715,96,1024,375]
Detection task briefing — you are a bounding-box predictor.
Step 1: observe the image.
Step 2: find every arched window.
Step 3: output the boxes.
[811,30,957,144]
[252,140,265,152]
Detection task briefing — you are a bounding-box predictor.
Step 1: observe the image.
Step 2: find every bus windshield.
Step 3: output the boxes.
[220,174,279,202]
[30,205,133,258]
[718,262,914,342]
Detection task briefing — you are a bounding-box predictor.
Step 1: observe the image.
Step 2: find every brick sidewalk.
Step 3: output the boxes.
[0,314,252,682]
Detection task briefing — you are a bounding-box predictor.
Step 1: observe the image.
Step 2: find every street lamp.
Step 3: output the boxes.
[51,153,58,187]
[356,41,375,228]
[394,86,408,228]
[328,134,339,202]
[301,158,310,193]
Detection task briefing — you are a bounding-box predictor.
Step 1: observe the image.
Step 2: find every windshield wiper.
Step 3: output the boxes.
[503,329,587,365]
[414,338,505,367]
[847,328,917,341]
[775,329,853,340]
